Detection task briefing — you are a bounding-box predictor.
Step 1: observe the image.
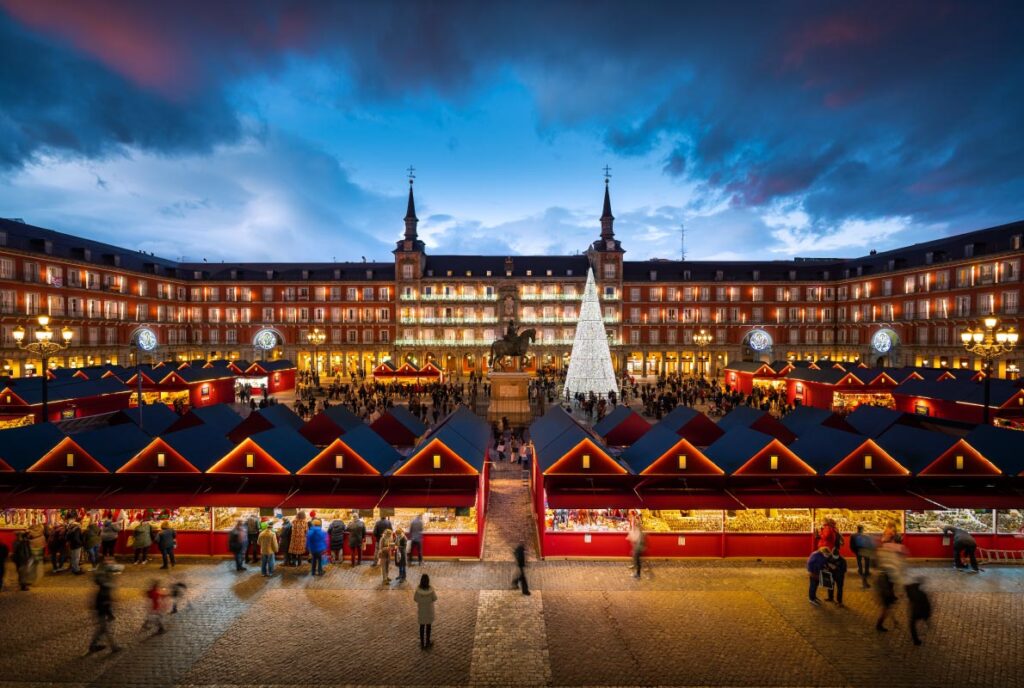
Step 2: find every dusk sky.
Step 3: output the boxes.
[1,1,1023,263]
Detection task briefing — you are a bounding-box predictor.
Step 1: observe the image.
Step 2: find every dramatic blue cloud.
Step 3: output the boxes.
[0,1,1022,261]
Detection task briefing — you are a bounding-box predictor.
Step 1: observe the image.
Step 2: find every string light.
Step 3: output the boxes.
[564,268,619,398]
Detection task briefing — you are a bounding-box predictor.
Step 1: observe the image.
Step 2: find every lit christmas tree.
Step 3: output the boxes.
[564,267,619,398]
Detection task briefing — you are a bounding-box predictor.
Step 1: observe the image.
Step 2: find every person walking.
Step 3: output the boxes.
[328,519,347,565]
[806,546,830,606]
[825,549,847,607]
[132,519,153,565]
[156,521,176,569]
[66,519,85,575]
[141,580,167,635]
[414,573,437,650]
[347,513,366,566]
[88,558,121,653]
[0,541,7,592]
[84,519,102,570]
[372,514,392,566]
[849,525,874,588]
[905,578,932,646]
[229,520,248,572]
[257,525,279,577]
[12,532,34,591]
[306,519,328,577]
[379,528,394,584]
[626,522,646,579]
[874,536,908,632]
[288,511,309,567]
[942,526,980,572]
[100,519,120,559]
[245,513,261,564]
[394,527,408,583]
[512,542,530,595]
[409,513,424,565]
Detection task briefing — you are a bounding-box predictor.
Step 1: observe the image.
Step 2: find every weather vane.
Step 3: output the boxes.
[603,165,612,182]
[407,165,416,183]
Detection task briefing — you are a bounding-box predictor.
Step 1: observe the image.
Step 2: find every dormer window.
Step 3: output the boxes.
[582,454,591,469]
[245,453,255,469]
[335,454,344,470]
[863,455,872,470]
[769,455,779,471]
[157,453,166,468]
[66,453,74,468]
[433,454,442,470]
[678,454,687,470]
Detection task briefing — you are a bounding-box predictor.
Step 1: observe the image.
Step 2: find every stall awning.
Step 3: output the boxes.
[0,490,290,509]
[730,492,825,509]
[281,492,381,509]
[378,491,477,508]
[914,490,1024,510]
[732,491,938,510]
[640,491,742,510]
[545,490,643,509]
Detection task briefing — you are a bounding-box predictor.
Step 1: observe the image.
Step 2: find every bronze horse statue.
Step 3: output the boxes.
[490,328,536,370]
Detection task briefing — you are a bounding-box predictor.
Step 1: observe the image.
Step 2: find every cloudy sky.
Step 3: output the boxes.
[1,1,1022,262]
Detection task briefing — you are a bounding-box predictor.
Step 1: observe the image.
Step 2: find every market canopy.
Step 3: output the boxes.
[789,426,909,476]
[0,423,67,471]
[208,427,318,475]
[228,404,304,443]
[370,405,427,447]
[109,404,180,435]
[393,407,489,476]
[592,404,651,446]
[299,404,364,446]
[117,436,202,474]
[875,425,999,476]
[655,406,723,447]
[165,403,244,435]
[964,425,1024,476]
[621,424,723,476]
[704,427,814,476]
[717,406,796,445]
[844,405,904,438]
[299,424,402,476]
[529,407,627,475]
[160,424,236,472]
[73,423,153,473]
[780,406,856,437]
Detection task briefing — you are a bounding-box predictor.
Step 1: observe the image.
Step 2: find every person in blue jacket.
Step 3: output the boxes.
[306,519,328,577]
[806,546,831,606]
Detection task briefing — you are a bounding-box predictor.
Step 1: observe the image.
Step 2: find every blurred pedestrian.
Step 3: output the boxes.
[627,522,646,579]
[942,526,980,572]
[100,518,120,559]
[806,546,830,606]
[229,520,247,572]
[141,580,167,635]
[156,521,176,569]
[0,541,7,592]
[815,518,838,552]
[47,521,67,572]
[905,578,932,646]
[88,558,121,653]
[874,535,907,632]
[512,542,530,595]
[409,513,424,565]
[12,532,34,590]
[257,524,279,577]
[306,518,327,576]
[849,525,874,588]
[414,573,437,649]
[826,550,847,607]
[379,528,394,583]
[394,527,408,583]
[169,580,188,614]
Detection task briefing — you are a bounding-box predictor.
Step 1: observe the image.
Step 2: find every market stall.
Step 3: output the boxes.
[228,404,304,443]
[723,361,778,395]
[593,405,652,446]
[0,377,132,423]
[656,406,724,447]
[164,403,244,435]
[370,405,427,447]
[717,406,796,445]
[242,360,296,395]
[299,404,365,446]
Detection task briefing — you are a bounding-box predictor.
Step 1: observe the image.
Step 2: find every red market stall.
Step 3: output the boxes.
[228,404,304,443]
[370,405,427,447]
[786,368,899,413]
[0,377,132,423]
[372,360,397,380]
[717,406,796,445]
[242,360,296,395]
[156,367,237,409]
[892,378,1024,426]
[656,406,724,447]
[299,405,365,446]
[593,404,652,446]
[723,361,779,395]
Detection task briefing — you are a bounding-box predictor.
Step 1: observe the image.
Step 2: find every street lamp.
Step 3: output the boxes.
[12,314,73,422]
[693,328,713,378]
[307,328,326,385]
[961,316,1019,424]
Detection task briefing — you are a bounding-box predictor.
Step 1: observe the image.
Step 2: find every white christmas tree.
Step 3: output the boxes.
[564,267,619,398]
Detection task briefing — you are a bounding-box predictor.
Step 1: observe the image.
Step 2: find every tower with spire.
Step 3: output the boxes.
[394,168,426,281]
[587,169,625,355]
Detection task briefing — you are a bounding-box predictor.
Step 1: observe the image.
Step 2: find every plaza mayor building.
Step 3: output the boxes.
[1,181,1022,379]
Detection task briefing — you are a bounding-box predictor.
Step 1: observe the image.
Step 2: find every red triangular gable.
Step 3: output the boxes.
[207,437,290,475]
[394,438,478,476]
[836,372,866,387]
[998,390,1024,410]
[545,437,627,476]
[733,438,815,476]
[641,437,724,476]
[864,372,899,387]
[125,371,157,385]
[830,362,846,371]
[934,371,955,381]
[373,362,395,376]
[244,362,268,375]
[299,438,381,476]
[918,439,1001,477]
[751,364,775,376]
[28,436,107,473]
[159,371,187,384]
[395,362,419,376]
[0,387,28,406]
[827,439,909,476]
[418,362,442,376]
[807,361,821,370]
[118,437,200,474]
[0,456,13,471]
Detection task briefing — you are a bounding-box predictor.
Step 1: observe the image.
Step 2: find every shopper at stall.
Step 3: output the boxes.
[12,532,34,591]
[409,513,424,565]
[27,521,46,569]
[806,546,830,606]
[627,522,646,579]
[512,542,530,595]
[414,573,437,650]
[0,541,7,592]
[47,521,67,572]
[379,528,395,583]
[100,519,120,559]
[328,519,347,565]
[815,518,838,552]
[245,512,261,564]
[394,527,408,583]
[942,526,980,572]
[289,511,309,567]
[306,519,328,577]
[156,521,177,569]
[258,525,278,577]
[228,521,248,572]
[825,550,847,607]
[372,514,392,566]
[66,519,84,575]
[88,558,121,653]
[279,518,292,566]
[348,513,366,566]
[84,520,101,570]
[849,525,874,589]
[132,519,153,565]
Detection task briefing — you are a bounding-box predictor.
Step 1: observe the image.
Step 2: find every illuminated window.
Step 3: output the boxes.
[863,455,872,470]
[678,454,687,470]
[157,452,166,468]
[769,455,779,471]
[433,454,442,470]
[582,454,591,469]
[955,455,964,470]
[66,453,74,468]
[246,453,255,469]
[335,454,344,470]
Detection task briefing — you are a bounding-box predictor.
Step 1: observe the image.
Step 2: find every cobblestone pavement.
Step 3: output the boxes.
[482,474,537,562]
[0,558,1021,688]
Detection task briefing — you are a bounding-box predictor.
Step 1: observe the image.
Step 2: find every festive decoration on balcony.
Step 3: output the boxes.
[564,268,619,399]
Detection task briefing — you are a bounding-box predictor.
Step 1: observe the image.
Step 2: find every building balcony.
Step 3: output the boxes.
[519,293,582,301]
[399,294,498,302]
[399,316,500,325]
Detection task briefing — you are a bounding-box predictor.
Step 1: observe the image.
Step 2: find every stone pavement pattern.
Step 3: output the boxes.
[0,558,1021,688]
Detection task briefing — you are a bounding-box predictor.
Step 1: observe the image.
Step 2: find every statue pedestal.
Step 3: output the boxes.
[487,372,532,426]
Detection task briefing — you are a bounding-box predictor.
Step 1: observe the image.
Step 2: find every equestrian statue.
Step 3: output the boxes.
[490,320,536,371]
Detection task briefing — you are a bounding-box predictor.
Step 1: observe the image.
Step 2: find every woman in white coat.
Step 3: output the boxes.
[414,573,437,649]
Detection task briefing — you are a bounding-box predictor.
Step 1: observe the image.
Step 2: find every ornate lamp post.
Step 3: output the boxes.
[12,315,73,423]
[307,327,326,385]
[693,328,713,378]
[961,316,1019,424]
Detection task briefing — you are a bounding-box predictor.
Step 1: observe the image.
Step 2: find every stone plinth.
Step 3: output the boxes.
[487,371,532,426]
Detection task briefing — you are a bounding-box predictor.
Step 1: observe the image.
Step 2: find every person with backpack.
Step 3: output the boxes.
[328,519,347,565]
[228,520,247,572]
[849,525,874,588]
[806,546,831,606]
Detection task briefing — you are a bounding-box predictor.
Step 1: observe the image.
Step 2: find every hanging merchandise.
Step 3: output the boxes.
[564,268,620,398]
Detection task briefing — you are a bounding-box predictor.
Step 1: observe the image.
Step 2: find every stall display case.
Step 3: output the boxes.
[725,509,812,533]
[813,509,903,534]
[155,507,211,531]
[996,509,1024,535]
[546,508,632,532]
[0,509,54,529]
[393,507,477,533]
[214,507,258,531]
[905,509,994,533]
[645,510,723,533]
